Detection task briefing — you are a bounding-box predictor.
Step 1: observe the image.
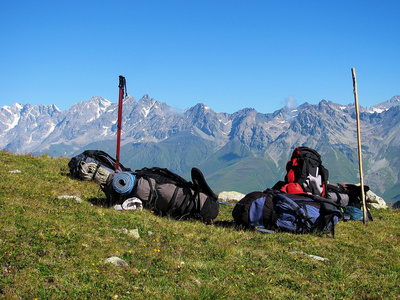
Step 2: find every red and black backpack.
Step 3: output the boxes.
[281,147,329,197]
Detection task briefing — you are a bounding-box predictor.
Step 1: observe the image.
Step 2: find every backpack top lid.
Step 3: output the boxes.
[286,147,323,176]
[81,150,131,172]
[283,146,329,197]
[291,147,322,161]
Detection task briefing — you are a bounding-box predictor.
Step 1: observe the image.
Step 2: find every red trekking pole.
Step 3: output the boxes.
[116,75,127,171]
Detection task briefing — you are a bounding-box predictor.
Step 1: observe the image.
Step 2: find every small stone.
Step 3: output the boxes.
[9,170,21,174]
[57,195,82,203]
[104,256,128,266]
[114,204,123,210]
[290,251,329,261]
[128,229,140,239]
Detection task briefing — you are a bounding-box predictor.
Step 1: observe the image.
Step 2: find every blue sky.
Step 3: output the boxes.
[1,0,399,113]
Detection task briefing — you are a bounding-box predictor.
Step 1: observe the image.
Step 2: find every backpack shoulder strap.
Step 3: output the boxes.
[134,167,192,187]
[274,193,314,233]
[308,194,343,236]
[308,194,343,210]
[191,167,218,200]
[82,150,131,172]
[274,193,311,229]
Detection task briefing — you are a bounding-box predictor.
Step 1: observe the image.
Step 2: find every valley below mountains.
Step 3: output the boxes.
[1,95,399,203]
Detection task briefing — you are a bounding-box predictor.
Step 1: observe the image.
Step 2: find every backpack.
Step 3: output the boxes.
[326,183,369,207]
[102,167,219,223]
[231,191,277,229]
[68,150,131,184]
[232,190,342,236]
[343,206,370,221]
[273,192,342,235]
[326,183,373,221]
[282,147,329,197]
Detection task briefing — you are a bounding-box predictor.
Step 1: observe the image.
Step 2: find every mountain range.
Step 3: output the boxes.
[1,95,399,203]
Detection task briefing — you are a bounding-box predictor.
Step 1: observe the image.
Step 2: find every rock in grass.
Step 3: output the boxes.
[9,169,21,173]
[290,251,329,261]
[128,229,140,239]
[218,191,245,202]
[57,195,82,203]
[366,190,388,209]
[104,257,128,266]
[115,228,140,238]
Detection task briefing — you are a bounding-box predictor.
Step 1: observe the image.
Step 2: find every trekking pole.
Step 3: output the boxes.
[351,68,368,224]
[116,75,127,171]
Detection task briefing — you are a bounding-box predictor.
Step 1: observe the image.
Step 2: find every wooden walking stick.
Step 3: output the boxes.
[351,68,368,224]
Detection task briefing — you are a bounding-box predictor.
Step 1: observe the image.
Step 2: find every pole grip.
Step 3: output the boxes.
[119,75,126,89]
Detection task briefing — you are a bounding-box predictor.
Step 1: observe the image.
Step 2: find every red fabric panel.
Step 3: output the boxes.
[280,183,306,194]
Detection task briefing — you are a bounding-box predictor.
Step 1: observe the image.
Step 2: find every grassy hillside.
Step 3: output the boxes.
[1,151,400,299]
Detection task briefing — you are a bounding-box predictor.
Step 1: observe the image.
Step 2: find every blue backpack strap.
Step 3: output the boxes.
[274,193,311,233]
[303,194,343,236]
[275,194,304,217]
[248,196,267,228]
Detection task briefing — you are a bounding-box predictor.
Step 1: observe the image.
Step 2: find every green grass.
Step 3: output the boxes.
[1,151,400,299]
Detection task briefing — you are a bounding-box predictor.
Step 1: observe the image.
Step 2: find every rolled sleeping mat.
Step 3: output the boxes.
[112,172,135,195]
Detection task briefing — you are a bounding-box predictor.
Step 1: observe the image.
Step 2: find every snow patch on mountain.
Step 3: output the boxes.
[4,113,20,132]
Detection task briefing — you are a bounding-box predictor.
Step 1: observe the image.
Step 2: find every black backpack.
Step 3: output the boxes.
[68,150,131,183]
[102,167,219,223]
[326,183,369,207]
[326,183,373,221]
[282,147,329,197]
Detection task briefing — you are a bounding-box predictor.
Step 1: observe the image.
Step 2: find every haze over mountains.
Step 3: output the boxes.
[1,95,399,203]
